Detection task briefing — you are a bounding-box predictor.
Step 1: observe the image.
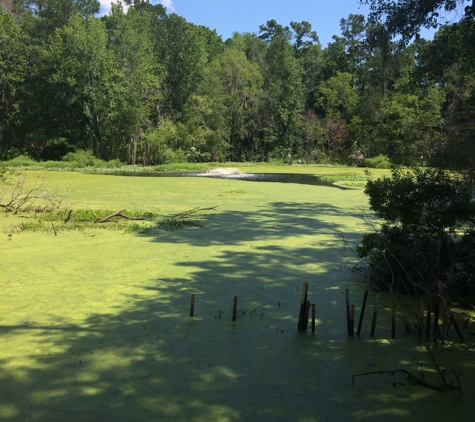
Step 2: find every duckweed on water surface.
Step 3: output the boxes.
[1,170,474,422]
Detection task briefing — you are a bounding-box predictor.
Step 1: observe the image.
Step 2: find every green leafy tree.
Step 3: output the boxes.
[358,168,475,293]
[103,2,164,163]
[259,20,304,159]
[204,48,264,160]
[150,12,223,119]
[38,15,117,157]
[0,8,28,158]
[16,0,100,41]
[316,71,358,120]
[416,21,475,168]
[290,20,319,56]
[361,0,474,42]
[182,93,228,162]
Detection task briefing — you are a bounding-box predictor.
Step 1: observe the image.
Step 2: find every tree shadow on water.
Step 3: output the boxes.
[149,201,365,247]
[1,202,471,421]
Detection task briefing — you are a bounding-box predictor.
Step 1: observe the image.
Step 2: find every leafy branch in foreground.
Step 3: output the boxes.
[358,167,475,293]
[348,168,475,392]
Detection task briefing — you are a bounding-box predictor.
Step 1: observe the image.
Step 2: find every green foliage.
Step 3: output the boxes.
[362,0,474,43]
[202,48,265,160]
[1,2,473,167]
[153,163,217,173]
[316,72,358,120]
[358,168,475,291]
[318,172,368,182]
[2,155,38,167]
[365,154,392,168]
[62,150,104,167]
[0,8,29,158]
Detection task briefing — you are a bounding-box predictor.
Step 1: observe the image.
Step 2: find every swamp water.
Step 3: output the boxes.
[105,169,353,190]
[1,171,474,421]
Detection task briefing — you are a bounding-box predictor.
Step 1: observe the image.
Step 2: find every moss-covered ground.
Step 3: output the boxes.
[1,169,474,421]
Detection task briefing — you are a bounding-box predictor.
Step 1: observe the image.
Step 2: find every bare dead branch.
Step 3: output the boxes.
[1,172,66,214]
[169,205,218,219]
[351,369,462,392]
[94,209,150,223]
[64,209,73,223]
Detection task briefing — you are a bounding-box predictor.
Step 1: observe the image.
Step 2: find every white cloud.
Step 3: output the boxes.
[159,0,175,11]
[98,0,174,16]
[98,0,123,15]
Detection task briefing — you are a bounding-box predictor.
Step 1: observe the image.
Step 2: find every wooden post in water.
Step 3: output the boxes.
[350,304,355,336]
[311,304,316,333]
[298,282,309,331]
[305,301,311,330]
[370,293,380,337]
[190,294,195,317]
[391,303,396,339]
[232,296,238,322]
[345,289,351,335]
[357,274,371,336]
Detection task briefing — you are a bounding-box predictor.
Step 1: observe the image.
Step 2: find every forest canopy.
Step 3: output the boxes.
[0,0,474,168]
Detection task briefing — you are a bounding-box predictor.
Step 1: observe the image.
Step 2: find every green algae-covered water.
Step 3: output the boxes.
[1,171,474,421]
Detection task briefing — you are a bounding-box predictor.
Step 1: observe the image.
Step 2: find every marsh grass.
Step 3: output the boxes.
[1,157,369,176]
[317,172,369,182]
[4,208,203,235]
[1,158,252,174]
[218,189,256,195]
[314,172,370,188]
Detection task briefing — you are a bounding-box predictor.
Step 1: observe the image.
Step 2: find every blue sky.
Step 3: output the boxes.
[98,0,451,46]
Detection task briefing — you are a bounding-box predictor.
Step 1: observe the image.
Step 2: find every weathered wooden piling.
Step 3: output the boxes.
[311,304,316,333]
[232,296,238,321]
[298,282,309,331]
[190,294,195,317]
[357,275,371,336]
[305,300,311,330]
[350,304,355,336]
[370,293,380,337]
[345,289,351,335]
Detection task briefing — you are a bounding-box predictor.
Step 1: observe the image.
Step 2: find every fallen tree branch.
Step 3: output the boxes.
[1,173,65,213]
[351,369,462,392]
[64,209,73,223]
[95,210,149,223]
[170,205,218,219]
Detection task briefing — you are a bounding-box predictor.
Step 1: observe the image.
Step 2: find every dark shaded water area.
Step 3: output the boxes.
[102,171,352,190]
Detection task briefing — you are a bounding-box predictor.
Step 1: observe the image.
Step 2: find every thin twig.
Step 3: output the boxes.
[169,205,218,219]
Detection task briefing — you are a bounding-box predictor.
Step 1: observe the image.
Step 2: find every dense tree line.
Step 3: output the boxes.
[0,0,474,167]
